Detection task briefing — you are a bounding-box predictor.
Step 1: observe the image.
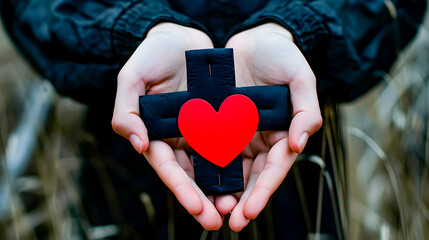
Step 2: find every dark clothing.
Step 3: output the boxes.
[0,0,426,239]
[0,0,426,104]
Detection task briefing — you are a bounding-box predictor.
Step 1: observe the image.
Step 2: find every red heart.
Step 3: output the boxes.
[178,94,259,167]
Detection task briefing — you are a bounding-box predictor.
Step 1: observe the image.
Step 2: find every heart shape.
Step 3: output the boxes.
[178,94,259,167]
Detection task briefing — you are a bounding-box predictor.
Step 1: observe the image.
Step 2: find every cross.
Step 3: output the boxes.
[139,48,291,195]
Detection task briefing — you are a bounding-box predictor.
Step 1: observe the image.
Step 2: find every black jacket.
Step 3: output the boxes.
[0,0,426,105]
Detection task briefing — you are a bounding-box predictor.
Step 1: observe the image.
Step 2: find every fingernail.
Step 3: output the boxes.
[130,134,142,153]
[298,132,309,152]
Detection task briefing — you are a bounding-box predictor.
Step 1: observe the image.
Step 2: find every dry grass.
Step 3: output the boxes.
[0,22,89,239]
[342,12,429,240]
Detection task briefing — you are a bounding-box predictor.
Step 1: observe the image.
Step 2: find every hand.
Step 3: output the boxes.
[217,23,323,231]
[111,23,222,230]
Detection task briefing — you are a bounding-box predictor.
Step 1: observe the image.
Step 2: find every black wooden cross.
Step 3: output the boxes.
[139,48,291,195]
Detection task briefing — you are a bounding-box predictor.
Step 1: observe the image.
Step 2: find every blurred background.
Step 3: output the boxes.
[0,7,428,240]
[341,13,429,240]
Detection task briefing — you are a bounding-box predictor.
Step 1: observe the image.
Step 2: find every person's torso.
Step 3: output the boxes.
[170,0,268,46]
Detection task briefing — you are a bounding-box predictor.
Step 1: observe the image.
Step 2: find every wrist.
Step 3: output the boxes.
[148,22,213,49]
[250,23,293,42]
[227,23,293,47]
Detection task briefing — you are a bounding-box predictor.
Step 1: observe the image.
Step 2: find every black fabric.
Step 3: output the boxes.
[0,0,425,104]
[0,0,208,105]
[170,0,267,48]
[140,48,291,140]
[226,0,427,101]
[193,153,244,195]
[140,48,291,194]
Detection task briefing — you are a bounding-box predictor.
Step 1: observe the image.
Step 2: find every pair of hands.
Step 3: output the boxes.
[112,22,322,231]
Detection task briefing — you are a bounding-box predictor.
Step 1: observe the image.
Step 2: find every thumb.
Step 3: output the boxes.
[288,68,323,153]
[112,70,149,153]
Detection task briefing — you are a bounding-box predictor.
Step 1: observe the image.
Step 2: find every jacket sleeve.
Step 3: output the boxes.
[226,0,427,102]
[0,0,207,105]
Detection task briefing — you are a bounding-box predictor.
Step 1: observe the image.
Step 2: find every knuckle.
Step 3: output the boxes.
[111,115,124,134]
[314,114,323,129]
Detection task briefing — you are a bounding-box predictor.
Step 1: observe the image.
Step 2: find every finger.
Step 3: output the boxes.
[191,181,223,230]
[174,149,194,179]
[242,156,254,189]
[112,69,149,153]
[175,147,221,227]
[243,138,297,219]
[207,195,215,205]
[144,141,222,230]
[288,65,323,153]
[229,172,259,232]
[213,156,252,216]
[143,141,202,215]
[215,194,237,216]
[215,153,255,216]
[228,152,266,231]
